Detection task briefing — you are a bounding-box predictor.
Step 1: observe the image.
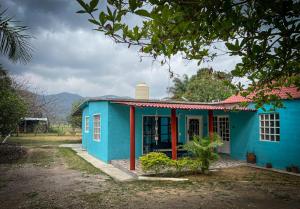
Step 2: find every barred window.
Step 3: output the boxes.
[93,114,101,141]
[259,113,280,142]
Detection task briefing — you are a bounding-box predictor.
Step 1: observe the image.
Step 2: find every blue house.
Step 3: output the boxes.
[77,86,300,171]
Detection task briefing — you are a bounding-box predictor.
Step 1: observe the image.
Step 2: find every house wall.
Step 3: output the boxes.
[81,105,89,150]
[81,101,109,163]
[230,100,300,170]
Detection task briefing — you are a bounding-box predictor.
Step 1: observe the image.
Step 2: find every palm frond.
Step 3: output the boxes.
[0,8,32,63]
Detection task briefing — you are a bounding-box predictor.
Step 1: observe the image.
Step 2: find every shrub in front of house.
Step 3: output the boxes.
[183,134,223,173]
[171,157,190,173]
[140,152,172,174]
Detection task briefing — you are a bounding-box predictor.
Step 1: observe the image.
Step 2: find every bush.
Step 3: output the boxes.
[140,152,172,174]
[183,134,223,173]
[171,157,190,173]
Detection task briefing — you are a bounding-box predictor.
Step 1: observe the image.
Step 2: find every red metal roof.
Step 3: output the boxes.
[222,86,300,104]
[111,101,255,111]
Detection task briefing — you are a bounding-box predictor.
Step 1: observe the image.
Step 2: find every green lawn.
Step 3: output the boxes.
[58,147,103,175]
[8,134,81,146]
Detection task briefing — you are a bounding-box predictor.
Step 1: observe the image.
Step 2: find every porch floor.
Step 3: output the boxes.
[111,154,246,177]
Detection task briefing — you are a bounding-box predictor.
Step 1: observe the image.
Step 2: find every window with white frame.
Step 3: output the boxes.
[93,114,101,141]
[259,113,280,142]
[85,116,89,133]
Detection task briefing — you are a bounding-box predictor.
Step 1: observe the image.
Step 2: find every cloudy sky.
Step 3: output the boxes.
[1,0,241,98]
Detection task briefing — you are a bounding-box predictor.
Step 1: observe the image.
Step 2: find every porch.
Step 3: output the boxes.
[112,100,255,170]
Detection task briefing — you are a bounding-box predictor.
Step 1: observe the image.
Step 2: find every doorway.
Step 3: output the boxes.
[186,116,203,141]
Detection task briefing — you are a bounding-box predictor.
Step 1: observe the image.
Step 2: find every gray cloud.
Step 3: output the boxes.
[1,0,240,98]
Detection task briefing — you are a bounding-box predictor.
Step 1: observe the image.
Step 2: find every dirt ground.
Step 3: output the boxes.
[0,140,300,209]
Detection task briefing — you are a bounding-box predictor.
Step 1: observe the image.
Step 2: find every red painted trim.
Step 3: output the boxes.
[130,106,135,170]
[171,109,177,160]
[208,110,214,140]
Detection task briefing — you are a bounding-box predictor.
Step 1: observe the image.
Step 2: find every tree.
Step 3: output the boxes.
[0,7,32,63]
[77,0,300,108]
[169,68,234,102]
[67,100,83,130]
[0,67,27,139]
[168,74,189,100]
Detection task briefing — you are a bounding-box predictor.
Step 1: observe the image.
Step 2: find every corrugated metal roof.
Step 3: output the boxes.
[111,101,256,111]
[221,86,300,104]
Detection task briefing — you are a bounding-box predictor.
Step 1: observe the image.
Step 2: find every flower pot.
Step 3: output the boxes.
[247,153,256,164]
[291,166,299,173]
[266,163,272,168]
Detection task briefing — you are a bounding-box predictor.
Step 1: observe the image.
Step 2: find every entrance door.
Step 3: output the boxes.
[214,116,230,154]
[187,116,203,141]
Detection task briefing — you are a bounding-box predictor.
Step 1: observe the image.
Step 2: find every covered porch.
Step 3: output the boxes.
[113,101,255,171]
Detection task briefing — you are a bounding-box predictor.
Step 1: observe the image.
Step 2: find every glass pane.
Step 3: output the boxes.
[276,121,280,127]
[275,113,279,119]
[265,114,269,120]
[261,128,264,133]
[271,128,274,134]
[260,121,264,127]
[276,135,280,141]
[270,114,274,119]
[270,121,274,127]
[265,121,269,127]
[276,128,280,134]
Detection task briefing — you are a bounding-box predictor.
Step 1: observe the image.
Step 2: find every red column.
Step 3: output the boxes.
[171,109,177,160]
[208,110,214,140]
[130,106,135,170]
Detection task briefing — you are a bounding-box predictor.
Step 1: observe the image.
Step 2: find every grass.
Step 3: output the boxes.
[58,147,103,175]
[8,135,81,146]
[17,147,59,167]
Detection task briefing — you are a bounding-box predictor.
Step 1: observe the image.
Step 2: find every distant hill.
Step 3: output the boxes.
[40,92,84,122]
[40,93,131,122]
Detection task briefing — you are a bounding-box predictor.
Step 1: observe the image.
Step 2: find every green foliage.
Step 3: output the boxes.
[0,8,32,63]
[183,134,223,173]
[140,152,172,174]
[77,0,300,108]
[67,100,83,129]
[169,68,234,102]
[170,157,189,173]
[0,68,27,138]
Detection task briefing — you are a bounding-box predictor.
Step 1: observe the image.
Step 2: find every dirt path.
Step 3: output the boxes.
[0,146,300,209]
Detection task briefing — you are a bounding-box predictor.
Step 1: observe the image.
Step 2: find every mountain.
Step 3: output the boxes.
[40,92,84,122]
[40,93,132,122]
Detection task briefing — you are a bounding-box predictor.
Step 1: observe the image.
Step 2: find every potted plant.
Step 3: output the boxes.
[246,152,256,164]
[265,163,272,168]
[291,165,299,173]
[286,166,292,172]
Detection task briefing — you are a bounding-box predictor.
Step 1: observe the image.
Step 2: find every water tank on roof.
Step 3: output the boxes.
[135,83,149,100]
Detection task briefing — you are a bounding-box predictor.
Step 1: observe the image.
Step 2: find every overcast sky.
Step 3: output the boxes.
[1,0,241,98]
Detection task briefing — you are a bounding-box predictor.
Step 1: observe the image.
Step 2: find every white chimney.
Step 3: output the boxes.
[135,83,149,100]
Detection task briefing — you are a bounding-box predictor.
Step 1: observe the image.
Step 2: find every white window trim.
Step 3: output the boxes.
[259,113,280,143]
[85,116,89,133]
[93,114,101,142]
[212,115,230,142]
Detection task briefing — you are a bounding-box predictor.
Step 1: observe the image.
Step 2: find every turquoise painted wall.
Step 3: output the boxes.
[81,105,89,150]
[230,100,300,170]
[82,101,109,163]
